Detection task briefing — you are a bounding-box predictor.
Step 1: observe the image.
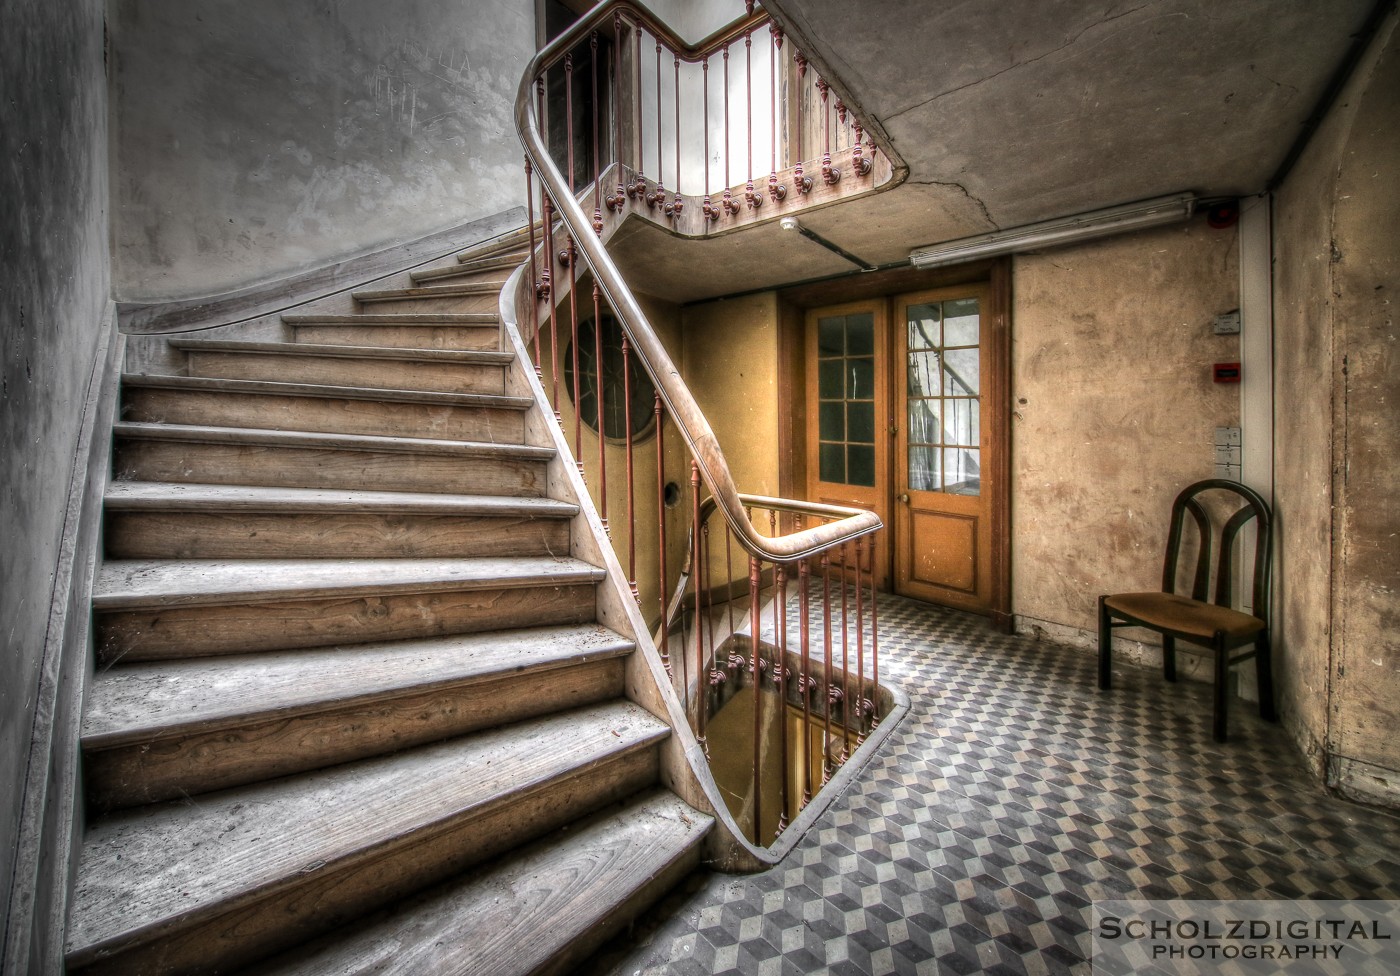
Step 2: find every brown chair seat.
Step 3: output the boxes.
[1103,592,1266,641]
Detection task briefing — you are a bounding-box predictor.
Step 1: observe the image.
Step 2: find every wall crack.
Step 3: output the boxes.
[907,179,997,229]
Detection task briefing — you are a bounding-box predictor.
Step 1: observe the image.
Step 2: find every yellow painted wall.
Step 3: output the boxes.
[1011,217,1241,646]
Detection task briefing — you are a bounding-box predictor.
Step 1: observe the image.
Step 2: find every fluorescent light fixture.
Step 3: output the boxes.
[908,193,1195,269]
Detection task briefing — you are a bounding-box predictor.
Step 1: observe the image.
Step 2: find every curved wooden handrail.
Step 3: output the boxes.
[515,0,882,567]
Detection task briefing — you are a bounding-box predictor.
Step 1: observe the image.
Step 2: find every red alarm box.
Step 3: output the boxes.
[1214,362,1241,383]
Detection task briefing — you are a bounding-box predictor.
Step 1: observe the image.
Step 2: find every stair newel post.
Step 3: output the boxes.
[775,563,790,837]
[622,333,638,601]
[855,535,867,742]
[691,461,705,746]
[748,553,762,845]
[820,550,833,784]
[593,283,608,536]
[591,31,603,235]
[654,391,669,676]
[799,558,811,806]
[524,157,542,372]
[568,237,582,468]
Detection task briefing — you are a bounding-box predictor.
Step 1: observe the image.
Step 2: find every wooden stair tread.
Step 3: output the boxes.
[121,373,528,409]
[92,555,606,610]
[248,790,711,976]
[104,482,577,517]
[353,283,506,302]
[281,312,499,325]
[113,421,553,458]
[168,338,513,365]
[83,624,633,747]
[65,702,670,965]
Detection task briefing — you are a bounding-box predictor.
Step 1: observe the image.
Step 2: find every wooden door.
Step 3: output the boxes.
[893,285,996,612]
[805,301,889,587]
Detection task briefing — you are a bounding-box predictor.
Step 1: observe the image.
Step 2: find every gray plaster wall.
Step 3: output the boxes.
[0,0,110,956]
[1273,10,1400,798]
[110,0,533,302]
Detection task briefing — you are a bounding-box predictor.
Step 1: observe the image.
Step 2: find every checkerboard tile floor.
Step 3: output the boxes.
[591,593,1400,975]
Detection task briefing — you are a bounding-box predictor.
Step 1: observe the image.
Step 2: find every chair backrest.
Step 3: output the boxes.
[1161,479,1272,618]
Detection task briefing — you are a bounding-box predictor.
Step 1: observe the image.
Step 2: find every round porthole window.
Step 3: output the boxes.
[563,313,658,442]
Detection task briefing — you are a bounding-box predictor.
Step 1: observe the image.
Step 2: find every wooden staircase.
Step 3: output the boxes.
[67,228,712,976]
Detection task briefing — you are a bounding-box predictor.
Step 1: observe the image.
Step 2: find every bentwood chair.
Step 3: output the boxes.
[1097,479,1275,741]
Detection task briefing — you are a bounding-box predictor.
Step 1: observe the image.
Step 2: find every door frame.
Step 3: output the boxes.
[776,259,1012,629]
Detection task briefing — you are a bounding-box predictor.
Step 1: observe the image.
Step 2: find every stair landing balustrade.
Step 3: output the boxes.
[510,0,895,848]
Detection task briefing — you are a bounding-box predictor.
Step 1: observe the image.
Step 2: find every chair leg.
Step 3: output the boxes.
[1097,597,1112,690]
[1255,630,1278,722]
[1162,636,1177,682]
[1213,635,1229,742]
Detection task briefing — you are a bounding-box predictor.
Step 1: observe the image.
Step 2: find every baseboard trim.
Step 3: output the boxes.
[2,310,123,975]
[116,207,526,335]
[1329,756,1400,811]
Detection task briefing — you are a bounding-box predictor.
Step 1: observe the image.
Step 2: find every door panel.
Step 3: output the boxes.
[805,301,889,587]
[894,285,995,611]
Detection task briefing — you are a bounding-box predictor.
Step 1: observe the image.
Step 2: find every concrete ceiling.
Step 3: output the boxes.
[619,0,1377,303]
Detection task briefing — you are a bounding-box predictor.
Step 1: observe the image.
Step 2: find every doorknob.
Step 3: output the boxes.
[897,493,910,504]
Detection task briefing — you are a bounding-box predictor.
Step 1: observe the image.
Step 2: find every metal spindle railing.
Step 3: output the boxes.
[512,0,890,848]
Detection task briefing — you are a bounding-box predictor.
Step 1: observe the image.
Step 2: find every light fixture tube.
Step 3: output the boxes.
[908,193,1196,269]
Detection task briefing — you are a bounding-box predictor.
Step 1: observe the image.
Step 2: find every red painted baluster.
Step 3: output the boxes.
[869,535,879,727]
[666,55,682,220]
[793,52,812,195]
[722,45,738,216]
[855,536,867,742]
[776,563,789,836]
[821,551,833,783]
[749,554,762,844]
[568,237,582,468]
[622,334,638,601]
[594,283,608,536]
[541,196,559,418]
[591,32,603,234]
[606,13,626,212]
[799,558,812,805]
[565,53,576,194]
[702,57,718,222]
[768,25,786,204]
[628,27,645,200]
[744,30,761,210]
[655,391,669,676]
[818,79,840,186]
[693,461,705,745]
[852,119,871,177]
[525,158,542,371]
[648,38,665,210]
[838,541,851,762]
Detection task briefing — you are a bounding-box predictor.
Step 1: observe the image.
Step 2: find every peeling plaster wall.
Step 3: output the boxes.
[1274,12,1400,800]
[110,0,532,301]
[0,0,110,956]
[1011,218,1241,651]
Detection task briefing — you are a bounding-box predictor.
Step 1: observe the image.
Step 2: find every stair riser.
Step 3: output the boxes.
[122,388,526,443]
[290,324,500,350]
[85,657,627,811]
[413,260,524,283]
[95,583,598,663]
[113,440,546,496]
[354,294,500,314]
[67,745,660,976]
[185,352,505,396]
[104,511,571,559]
